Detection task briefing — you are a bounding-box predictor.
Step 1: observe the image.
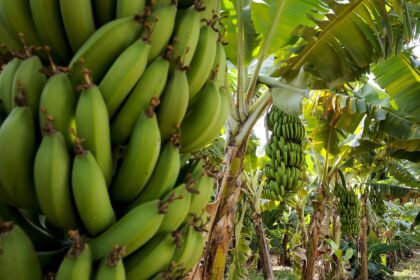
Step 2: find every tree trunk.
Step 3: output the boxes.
[360,218,368,280]
[202,147,245,280]
[331,210,342,280]
[304,209,321,280]
[253,212,275,280]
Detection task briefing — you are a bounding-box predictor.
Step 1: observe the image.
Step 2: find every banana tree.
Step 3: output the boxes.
[201,0,418,279]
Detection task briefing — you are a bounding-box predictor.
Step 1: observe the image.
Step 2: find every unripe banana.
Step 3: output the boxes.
[95,246,126,280]
[170,5,201,66]
[182,82,230,153]
[125,233,176,280]
[34,126,78,230]
[110,56,170,145]
[0,99,38,209]
[99,38,151,118]
[141,2,177,62]
[93,0,116,27]
[0,0,41,46]
[12,55,47,118]
[180,81,222,153]
[200,0,220,23]
[69,17,143,84]
[0,16,22,51]
[189,174,214,216]
[76,73,113,185]
[187,25,218,100]
[158,184,192,233]
[131,135,181,206]
[39,72,76,148]
[111,103,161,202]
[157,68,189,142]
[29,0,71,63]
[56,231,92,280]
[72,143,116,236]
[172,225,204,275]
[211,42,227,89]
[88,200,166,260]
[59,0,96,52]
[0,222,43,280]
[116,0,146,18]
[0,58,21,114]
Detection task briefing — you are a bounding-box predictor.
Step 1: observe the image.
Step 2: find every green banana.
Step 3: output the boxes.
[125,233,176,280]
[0,16,21,51]
[72,143,116,236]
[99,38,151,118]
[170,5,201,66]
[180,81,222,153]
[187,25,218,100]
[34,126,78,230]
[200,0,220,22]
[116,0,146,18]
[0,58,21,114]
[56,231,92,280]
[69,17,143,84]
[12,55,47,118]
[76,73,113,185]
[189,174,214,216]
[95,246,126,280]
[110,56,169,145]
[211,42,227,89]
[156,67,189,142]
[131,135,181,205]
[93,0,116,27]
[29,0,71,63]
[0,0,41,46]
[88,200,166,260]
[0,222,43,280]
[111,102,161,202]
[0,99,38,209]
[183,84,230,153]
[39,72,76,148]
[172,225,205,276]
[59,0,96,52]
[158,184,192,233]
[141,2,177,62]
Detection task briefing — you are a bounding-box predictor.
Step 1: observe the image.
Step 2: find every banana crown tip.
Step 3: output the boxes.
[66,230,86,257]
[0,221,14,233]
[106,245,126,267]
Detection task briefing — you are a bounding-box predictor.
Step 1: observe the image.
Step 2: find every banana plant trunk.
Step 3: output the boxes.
[202,146,245,280]
[253,212,275,280]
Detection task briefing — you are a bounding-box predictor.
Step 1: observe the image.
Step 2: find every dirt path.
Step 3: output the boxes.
[392,249,420,280]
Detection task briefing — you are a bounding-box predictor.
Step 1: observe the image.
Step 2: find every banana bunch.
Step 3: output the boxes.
[335,184,361,237]
[369,189,386,216]
[0,1,224,277]
[263,106,306,202]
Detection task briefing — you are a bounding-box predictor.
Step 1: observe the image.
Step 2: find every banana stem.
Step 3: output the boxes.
[235,0,247,122]
[245,0,286,104]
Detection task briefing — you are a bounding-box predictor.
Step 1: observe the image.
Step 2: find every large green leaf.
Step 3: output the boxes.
[250,0,328,56]
[277,0,415,87]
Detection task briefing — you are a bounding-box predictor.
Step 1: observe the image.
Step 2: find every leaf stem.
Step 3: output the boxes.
[236,0,247,122]
[245,0,286,103]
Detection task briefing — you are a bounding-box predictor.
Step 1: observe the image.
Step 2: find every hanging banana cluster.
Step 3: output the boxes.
[263,106,306,202]
[369,189,386,216]
[336,185,361,237]
[0,0,226,279]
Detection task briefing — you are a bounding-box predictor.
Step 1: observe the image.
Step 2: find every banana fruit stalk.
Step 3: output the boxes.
[34,125,78,230]
[125,233,176,280]
[0,222,43,280]
[95,246,126,280]
[56,231,92,280]
[111,101,161,202]
[72,142,116,236]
